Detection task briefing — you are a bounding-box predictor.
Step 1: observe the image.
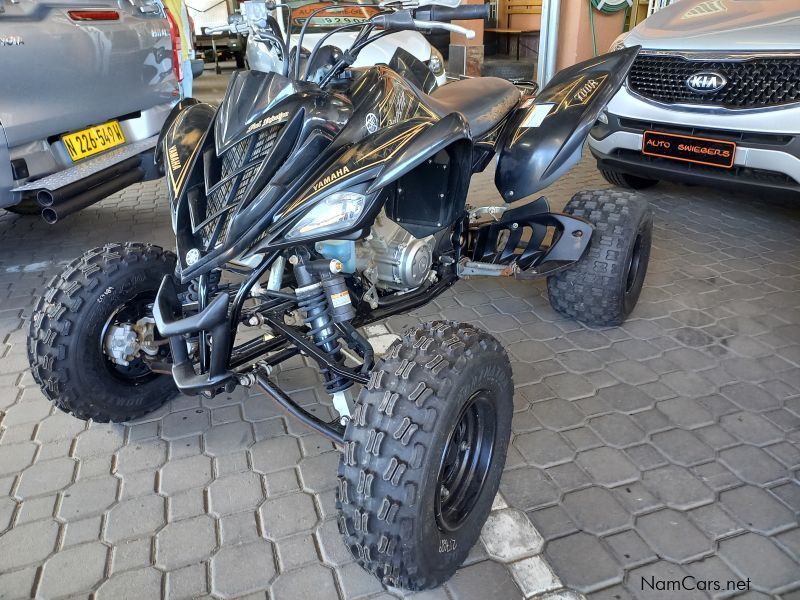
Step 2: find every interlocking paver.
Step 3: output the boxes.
[642,465,714,510]
[156,514,217,570]
[719,445,790,485]
[531,398,584,430]
[650,429,714,467]
[720,412,785,446]
[158,453,213,494]
[113,441,167,475]
[719,485,796,535]
[446,558,523,600]
[605,530,657,569]
[545,532,622,593]
[500,466,559,510]
[637,509,713,563]
[104,494,165,543]
[562,487,631,535]
[575,447,639,487]
[37,541,108,597]
[95,567,162,600]
[211,540,276,598]
[514,430,574,468]
[588,414,646,448]
[271,563,339,600]
[0,518,59,571]
[58,475,118,521]
[0,442,37,477]
[0,70,798,599]
[110,535,152,573]
[260,491,319,539]
[719,533,799,592]
[208,471,265,516]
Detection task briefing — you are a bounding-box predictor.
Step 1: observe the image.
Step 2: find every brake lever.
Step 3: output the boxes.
[412,19,475,38]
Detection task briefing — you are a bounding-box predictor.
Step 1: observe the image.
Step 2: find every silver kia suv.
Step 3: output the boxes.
[588,0,800,195]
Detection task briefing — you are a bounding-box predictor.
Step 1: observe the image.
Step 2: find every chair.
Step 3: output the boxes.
[485,0,542,61]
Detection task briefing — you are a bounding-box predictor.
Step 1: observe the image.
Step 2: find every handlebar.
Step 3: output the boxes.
[204,1,485,84]
[415,4,489,22]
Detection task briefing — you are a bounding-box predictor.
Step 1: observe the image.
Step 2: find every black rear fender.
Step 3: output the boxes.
[495,46,640,201]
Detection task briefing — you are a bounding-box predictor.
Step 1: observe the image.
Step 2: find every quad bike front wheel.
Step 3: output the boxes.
[337,321,513,590]
[28,242,178,422]
[547,189,653,327]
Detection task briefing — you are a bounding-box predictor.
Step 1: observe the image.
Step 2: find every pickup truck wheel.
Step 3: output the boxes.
[547,189,653,327]
[28,242,178,422]
[336,321,513,590]
[4,193,41,216]
[600,168,659,190]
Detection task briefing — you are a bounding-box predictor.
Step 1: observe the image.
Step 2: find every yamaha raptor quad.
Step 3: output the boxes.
[28,0,651,590]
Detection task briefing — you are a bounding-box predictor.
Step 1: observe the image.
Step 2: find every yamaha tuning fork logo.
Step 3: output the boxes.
[686,71,727,94]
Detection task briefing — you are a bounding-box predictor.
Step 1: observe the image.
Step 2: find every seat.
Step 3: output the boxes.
[426,77,521,138]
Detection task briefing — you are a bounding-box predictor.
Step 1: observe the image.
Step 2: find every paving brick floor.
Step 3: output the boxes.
[0,68,799,599]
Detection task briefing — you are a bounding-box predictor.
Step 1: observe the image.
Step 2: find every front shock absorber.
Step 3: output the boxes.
[293,256,356,394]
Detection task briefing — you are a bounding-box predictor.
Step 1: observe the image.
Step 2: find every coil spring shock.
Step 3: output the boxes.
[296,282,351,394]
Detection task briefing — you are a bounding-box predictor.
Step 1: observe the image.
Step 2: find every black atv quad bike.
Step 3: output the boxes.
[28,0,651,590]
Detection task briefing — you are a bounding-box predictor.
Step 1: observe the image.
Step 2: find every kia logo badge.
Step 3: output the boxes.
[686,71,727,94]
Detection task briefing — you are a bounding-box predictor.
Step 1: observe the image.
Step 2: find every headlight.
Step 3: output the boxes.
[609,33,627,52]
[429,47,445,77]
[284,191,366,240]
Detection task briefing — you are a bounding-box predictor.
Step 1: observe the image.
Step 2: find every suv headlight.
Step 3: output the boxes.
[609,33,627,52]
[429,47,445,77]
[284,191,366,240]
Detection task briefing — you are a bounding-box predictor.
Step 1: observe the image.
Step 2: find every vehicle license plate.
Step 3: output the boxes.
[62,120,126,162]
[642,130,736,168]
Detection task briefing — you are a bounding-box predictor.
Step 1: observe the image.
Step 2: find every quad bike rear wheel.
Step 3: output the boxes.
[336,321,513,590]
[28,242,178,422]
[547,189,653,327]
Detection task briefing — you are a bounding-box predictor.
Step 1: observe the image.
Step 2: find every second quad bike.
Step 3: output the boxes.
[28,0,652,590]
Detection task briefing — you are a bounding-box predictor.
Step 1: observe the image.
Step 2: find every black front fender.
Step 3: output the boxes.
[154,98,201,169]
[159,101,216,199]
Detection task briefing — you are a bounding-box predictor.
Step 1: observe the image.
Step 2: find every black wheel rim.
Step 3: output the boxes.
[625,229,645,296]
[434,390,497,532]
[99,292,161,386]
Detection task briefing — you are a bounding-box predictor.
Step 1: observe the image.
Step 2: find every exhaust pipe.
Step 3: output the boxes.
[37,156,144,207]
[41,167,145,224]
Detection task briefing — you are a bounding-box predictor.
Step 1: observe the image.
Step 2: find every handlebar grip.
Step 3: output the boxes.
[422,4,489,22]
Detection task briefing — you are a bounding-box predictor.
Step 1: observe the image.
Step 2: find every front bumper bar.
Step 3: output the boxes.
[152,275,234,393]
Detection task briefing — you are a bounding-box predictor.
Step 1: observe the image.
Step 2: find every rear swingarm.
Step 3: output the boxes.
[461,196,593,279]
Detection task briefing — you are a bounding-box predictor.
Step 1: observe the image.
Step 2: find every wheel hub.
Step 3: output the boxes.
[103,317,158,367]
[434,391,497,532]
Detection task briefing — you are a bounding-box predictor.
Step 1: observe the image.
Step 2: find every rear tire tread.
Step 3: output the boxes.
[547,189,652,327]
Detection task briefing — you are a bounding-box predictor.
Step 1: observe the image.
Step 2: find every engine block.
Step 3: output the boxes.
[357,212,434,291]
